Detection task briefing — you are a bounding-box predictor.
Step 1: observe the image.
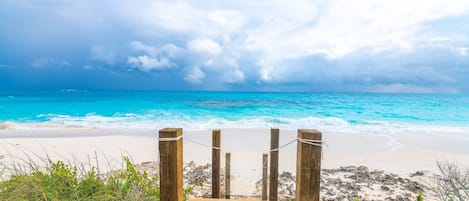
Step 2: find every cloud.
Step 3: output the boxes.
[130,41,157,57]
[242,0,469,62]
[31,57,71,68]
[127,55,173,71]
[187,38,222,55]
[160,44,182,57]
[90,46,116,64]
[456,47,469,56]
[126,41,180,72]
[184,66,205,83]
[134,1,204,32]
[222,69,245,83]
[208,10,244,33]
[0,64,9,68]
[3,0,469,92]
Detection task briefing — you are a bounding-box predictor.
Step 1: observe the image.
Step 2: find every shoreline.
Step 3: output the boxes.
[1,128,469,196]
[2,119,469,136]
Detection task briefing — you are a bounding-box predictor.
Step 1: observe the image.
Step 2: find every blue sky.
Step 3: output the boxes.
[1,0,469,93]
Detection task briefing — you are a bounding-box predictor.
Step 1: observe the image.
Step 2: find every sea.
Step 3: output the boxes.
[1,91,469,134]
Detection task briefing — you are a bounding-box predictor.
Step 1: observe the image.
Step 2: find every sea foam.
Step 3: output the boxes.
[2,113,468,136]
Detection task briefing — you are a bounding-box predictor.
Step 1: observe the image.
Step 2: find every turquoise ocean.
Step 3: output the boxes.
[1,91,469,134]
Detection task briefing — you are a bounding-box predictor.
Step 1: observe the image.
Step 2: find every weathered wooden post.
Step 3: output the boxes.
[212,129,221,198]
[296,129,322,201]
[269,128,279,201]
[159,128,183,201]
[262,153,269,200]
[225,152,231,199]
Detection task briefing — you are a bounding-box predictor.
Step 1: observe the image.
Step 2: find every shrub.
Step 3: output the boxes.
[434,161,469,201]
[0,157,191,201]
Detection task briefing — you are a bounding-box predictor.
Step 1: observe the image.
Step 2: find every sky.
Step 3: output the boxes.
[0,0,469,93]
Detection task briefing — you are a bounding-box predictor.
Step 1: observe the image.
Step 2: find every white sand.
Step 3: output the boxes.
[1,128,469,195]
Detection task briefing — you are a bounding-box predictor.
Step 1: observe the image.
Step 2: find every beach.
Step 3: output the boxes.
[3,0,469,199]
[2,127,469,198]
[1,91,469,199]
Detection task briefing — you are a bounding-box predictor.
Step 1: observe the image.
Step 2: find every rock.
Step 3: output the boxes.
[410,171,424,177]
[403,181,424,192]
[347,191,359,200]
[381,185,390,191]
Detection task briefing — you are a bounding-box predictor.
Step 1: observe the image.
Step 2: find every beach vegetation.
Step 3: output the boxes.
[434,161,469,201]
[416,193,423,201]
[0,157,192,201]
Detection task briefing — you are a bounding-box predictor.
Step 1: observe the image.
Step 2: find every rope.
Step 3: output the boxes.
[269,138,297,153]
[183,137,224,152]
[158,135,183,142]
[298,137,326,159]
[297,138,327,147]
[165,136,325,156]
[266,134,326,153]
[161,135,325,162]
[183,137,231,172]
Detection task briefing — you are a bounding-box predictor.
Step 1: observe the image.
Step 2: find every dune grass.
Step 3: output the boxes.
[0,157,191,201]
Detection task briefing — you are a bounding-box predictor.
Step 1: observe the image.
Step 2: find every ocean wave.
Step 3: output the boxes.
[2,113,469,135]
[0,121,16,130]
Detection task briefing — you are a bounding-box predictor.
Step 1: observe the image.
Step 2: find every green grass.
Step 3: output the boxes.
[416,194,424,201]
[0,157,191,201]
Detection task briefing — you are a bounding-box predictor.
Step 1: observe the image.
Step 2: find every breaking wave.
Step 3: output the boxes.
[2,113,469,135]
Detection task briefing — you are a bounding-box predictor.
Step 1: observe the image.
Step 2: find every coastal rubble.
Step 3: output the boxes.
[135,161,438,200]
[255,166,437,201]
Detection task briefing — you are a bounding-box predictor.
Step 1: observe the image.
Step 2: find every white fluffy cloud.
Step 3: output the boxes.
[130,41,157,57]
[129,0,466,87]
[246,0,469,59]
[127,55,172,71]
[127,41,180,71]
[208,10,244,33]
[184,66,205,83]
[187,38,222,55]
[160,44,182,57]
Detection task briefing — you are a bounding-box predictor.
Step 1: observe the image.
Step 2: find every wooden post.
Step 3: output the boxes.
[159,128,183,201]
[296,129,322,201]
[225,152,231,199]
[269,128,279,201]
[262,153,269,201]
[212,129,221,198]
